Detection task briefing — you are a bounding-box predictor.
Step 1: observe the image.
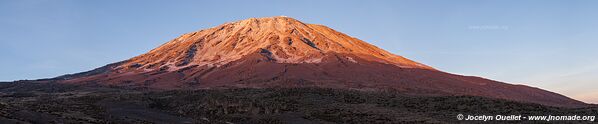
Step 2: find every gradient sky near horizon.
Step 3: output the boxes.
[1,0,597,103]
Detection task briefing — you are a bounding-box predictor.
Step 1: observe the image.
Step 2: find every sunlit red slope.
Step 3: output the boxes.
[54,16,587,108]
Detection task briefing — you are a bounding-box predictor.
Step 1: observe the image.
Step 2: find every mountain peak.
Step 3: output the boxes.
[222,16,310,34]
[224,16,302,26]
[54,17,587,108]
[118,16,434,71]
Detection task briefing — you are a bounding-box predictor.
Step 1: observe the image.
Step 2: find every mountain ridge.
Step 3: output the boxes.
[44,16,587,108]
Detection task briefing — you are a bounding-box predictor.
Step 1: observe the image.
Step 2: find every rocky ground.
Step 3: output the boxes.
[0,82,596,124]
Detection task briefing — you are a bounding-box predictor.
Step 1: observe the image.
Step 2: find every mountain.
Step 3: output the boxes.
[51,16,586,108]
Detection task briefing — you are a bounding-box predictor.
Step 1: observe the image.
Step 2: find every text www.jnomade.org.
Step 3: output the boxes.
[457,114,595,122]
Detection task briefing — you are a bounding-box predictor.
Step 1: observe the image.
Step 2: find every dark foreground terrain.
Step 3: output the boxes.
[0,82,596,124]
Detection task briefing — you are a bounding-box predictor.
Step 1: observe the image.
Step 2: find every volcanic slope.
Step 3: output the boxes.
[53,16,587,108]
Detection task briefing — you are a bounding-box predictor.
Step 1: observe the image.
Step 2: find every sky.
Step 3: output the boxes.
[0,0,596,103]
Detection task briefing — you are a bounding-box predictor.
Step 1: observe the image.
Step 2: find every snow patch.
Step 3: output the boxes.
[143,68,154,72]
[346,57,357,63]
[160,61,190,72]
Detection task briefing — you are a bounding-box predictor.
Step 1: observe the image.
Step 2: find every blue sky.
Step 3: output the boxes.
[1,0,596,103]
